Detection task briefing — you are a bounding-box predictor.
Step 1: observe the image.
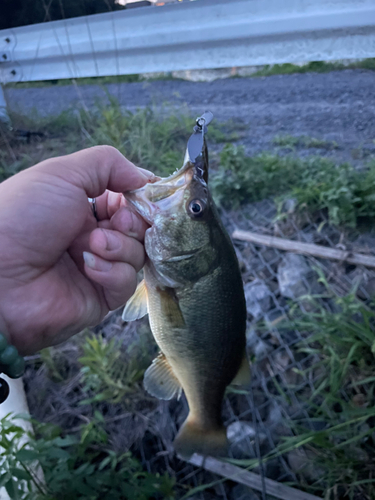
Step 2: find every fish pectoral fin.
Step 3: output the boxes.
[230,353,251,387]
[144,353,182,400]
[122,279,148,321]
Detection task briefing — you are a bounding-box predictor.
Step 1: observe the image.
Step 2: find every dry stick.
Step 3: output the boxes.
[189,455,323,500]
[232,230,375,268]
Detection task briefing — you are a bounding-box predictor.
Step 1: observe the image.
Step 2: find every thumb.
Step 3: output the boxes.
[35,145,154,197]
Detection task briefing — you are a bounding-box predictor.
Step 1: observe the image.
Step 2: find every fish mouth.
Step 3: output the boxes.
[124,160,195,224]
[167,248,200,262]
[124,130,209,223]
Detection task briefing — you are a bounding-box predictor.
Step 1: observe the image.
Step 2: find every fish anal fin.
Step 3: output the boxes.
[174,417,228,459]
[231,353,251,387]
[122,279,148,321]
[144,353,182,401]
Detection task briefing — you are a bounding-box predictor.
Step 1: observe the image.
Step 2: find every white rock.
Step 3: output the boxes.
[244,280,272,320]
[277,254,311,299]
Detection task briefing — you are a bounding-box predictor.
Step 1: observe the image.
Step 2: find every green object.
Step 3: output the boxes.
[0,333,7,352]
[0,346,18,365]
[0,333,25,380]
[6,357,25,379]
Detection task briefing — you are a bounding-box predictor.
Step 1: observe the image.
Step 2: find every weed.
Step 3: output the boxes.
[1,100,238,185]
[270,274,375,499]
[212,144,303,209]
[303,137,338,150]
[212,144,375,227]
[251,58,375,78]
[232,276,375,498]
[207,122,240,143]
[0,150,32,182]
[84,101,190,176]
[40,348,67,383]
[79,334,149,405]
[272,134,299,148]
[6,74,143,89]
[273,134,338,150]
[0,413,175,499]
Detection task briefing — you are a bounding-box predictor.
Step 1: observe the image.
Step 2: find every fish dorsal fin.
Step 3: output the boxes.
[230,353,251,387]
[122,279,148,321]
[144,353,182,400]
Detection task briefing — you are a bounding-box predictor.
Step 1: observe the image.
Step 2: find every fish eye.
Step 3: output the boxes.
[188,199,205,218]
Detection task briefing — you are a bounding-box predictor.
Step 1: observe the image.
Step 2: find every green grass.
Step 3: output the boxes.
[0,98,235,182]
[212,144,375,227]
[275,274,375,499]
[273,134,338,150]
[251,58,375,78]
[230,274,375,499]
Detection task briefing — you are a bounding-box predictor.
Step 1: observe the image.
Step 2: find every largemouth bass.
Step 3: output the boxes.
[123,113,249,458]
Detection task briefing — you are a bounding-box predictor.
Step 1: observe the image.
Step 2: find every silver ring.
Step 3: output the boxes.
[88,197,98,221]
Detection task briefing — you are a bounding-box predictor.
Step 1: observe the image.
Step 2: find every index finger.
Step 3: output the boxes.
[110,206,149,242]
[36,145,153,198]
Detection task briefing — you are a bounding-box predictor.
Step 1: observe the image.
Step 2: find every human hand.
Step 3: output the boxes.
[0,146,153,354]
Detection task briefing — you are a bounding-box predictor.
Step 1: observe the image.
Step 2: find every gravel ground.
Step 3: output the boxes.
[5,69,375,163]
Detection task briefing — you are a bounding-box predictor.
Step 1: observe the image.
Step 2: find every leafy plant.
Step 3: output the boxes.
[79,98,234,175]
[0,413,175,499]
[1,102,200,181]
[80,99,192,176]
[211,144,302,208]
[79,334,149,405]
[212,144,375,227]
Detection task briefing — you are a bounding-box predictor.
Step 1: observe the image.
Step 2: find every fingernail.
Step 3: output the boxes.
[137,167,161,183]
[126,231,138,238]
[137,167,153,177]
[83,251,112,271]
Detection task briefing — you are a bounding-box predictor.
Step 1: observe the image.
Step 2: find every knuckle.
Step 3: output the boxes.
[91,144,119,157]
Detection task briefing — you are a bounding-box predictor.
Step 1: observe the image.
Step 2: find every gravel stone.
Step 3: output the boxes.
[244,280,272,320]
[277,253,312,299]
[227,421,267,458]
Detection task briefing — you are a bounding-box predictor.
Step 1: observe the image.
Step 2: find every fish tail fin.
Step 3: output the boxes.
[174,417,228,459]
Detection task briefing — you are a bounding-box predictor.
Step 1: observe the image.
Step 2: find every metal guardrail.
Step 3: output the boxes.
[0,0,375,84]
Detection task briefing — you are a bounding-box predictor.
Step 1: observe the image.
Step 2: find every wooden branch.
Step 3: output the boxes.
[232,230,375,268]
[189,454,322,500]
